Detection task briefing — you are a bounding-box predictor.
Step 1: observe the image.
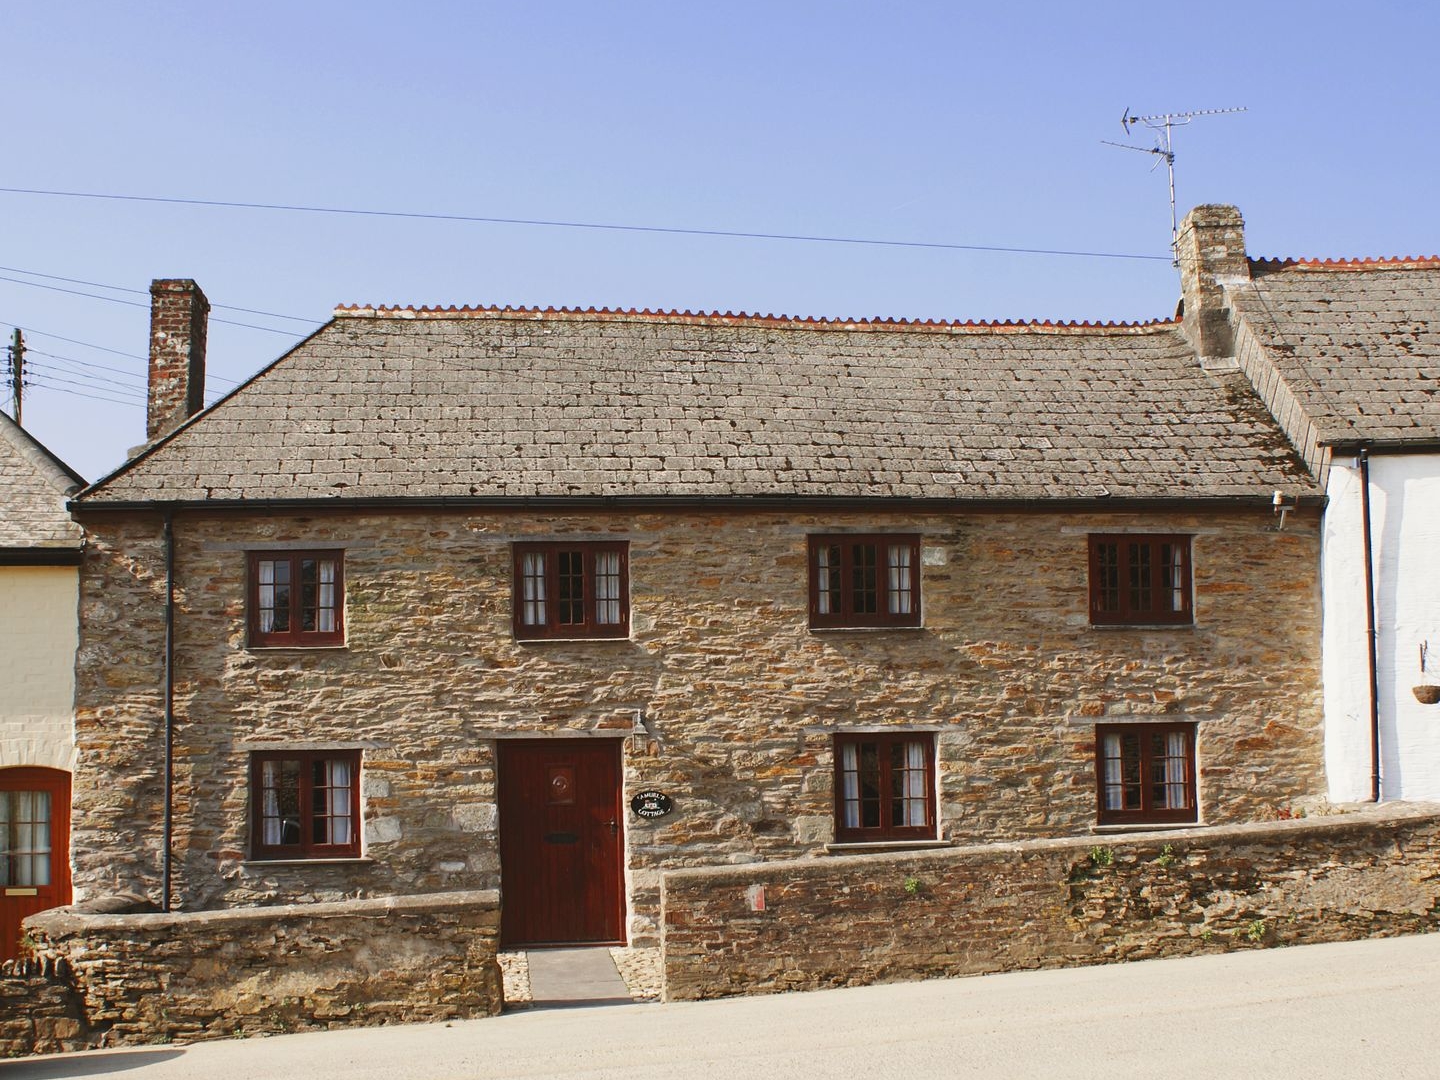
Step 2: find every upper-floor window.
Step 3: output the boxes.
[1096,723,1197,825]
[808,534,921,629]
[1088,535,1192,626]
[513,541,630,640]
[251,749,361,860]
[248,551,344,647]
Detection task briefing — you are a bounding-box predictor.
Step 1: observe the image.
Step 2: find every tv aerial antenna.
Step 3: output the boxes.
[1104,106,1247,262]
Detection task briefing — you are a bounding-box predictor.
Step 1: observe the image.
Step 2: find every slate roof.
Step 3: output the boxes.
[76,307,1318,506]
[1229,259,1440,447]
[0,411,84,547]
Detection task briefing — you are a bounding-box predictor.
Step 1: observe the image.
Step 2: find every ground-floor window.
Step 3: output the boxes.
[251,750,361,859]
[833,732,936,842]
[1095,723,1197,825]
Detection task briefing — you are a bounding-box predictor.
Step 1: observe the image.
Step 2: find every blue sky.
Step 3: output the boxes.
[5,1,1437,481]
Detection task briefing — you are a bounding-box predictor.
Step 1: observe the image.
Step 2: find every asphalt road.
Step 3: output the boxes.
[8,933,1440,1079]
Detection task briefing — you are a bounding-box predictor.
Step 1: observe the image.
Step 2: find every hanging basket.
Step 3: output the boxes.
[1413,684,1440,705]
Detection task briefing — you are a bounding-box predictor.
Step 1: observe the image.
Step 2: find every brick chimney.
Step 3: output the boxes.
[147,279,209,442]
[1175,205,1249,363]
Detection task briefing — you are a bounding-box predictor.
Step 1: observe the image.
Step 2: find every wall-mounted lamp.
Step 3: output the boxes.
[1272,490,1295,531]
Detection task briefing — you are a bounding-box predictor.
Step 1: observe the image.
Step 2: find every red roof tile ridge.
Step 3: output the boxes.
[1251,255,1440,271]
[330,303,1178,333]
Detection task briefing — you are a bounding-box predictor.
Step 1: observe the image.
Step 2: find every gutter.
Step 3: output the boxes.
[1357,448,1382,802]
[0,547,83,566]
[162,510,176,911]
[68,493,1330,517]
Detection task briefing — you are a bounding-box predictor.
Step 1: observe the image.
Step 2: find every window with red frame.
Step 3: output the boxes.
[513,541,629,640]
[809,534,921,629]
[1088,535,1192,626]
[248,551,344,647]
[1095,723,1197,825]
[251,750,361,859]
[833,733,936,842]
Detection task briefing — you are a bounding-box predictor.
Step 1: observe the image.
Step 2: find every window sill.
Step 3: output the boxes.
[247,644,349,652]
[515,636,632,645]
[1087,623,1194,631]
[809,625,926,634]
[1090,822,1204,835]
[825,840,950,853]
[242,856,373,867]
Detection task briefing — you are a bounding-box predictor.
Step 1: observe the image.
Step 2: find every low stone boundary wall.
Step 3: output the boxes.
[661,805,1440,1001]
[0,955,87,1057]
[7,889,501,1053]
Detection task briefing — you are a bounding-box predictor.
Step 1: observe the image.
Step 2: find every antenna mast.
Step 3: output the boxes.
[1107,105,1247,262]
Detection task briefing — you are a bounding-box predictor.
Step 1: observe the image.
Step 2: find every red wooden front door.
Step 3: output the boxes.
[498,739,624,947]
[0,768,71,962]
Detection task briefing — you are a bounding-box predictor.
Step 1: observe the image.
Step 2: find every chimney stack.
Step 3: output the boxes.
[147,279,209,442]
[1175,205,1249,363]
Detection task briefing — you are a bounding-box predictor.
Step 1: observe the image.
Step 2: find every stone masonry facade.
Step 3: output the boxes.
[71,502,1324,944]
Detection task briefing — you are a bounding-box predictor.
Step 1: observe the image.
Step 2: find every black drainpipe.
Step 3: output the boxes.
[1358,448,1382,803]
[162,509,176,910]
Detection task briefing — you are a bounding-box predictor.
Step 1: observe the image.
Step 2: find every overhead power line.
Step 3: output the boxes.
[0,320,147,361]
[0,265,318,324]
[26,373,144,408]
[0,184,1174,263]
[0,273,312,335]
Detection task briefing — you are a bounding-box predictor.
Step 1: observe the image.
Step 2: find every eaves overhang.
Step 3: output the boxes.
[1322,438,1440,455]
[67,493,1328,517]
[0,546,84,566]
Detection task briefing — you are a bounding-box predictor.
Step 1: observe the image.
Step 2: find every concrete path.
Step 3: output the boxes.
[525,946,632,1006]
[8,933,1440,1079]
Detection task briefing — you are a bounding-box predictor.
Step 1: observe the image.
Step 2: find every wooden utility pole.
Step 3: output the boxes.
[7,328,22,426]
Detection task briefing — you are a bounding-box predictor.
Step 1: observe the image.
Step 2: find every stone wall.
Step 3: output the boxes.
[0,955,87,1057]
[71,505,1325,943]
[9,889,501,1052]
[661,805,1440,1000]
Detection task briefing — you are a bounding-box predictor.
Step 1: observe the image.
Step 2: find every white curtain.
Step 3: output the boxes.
[327,758,353,846]
[7,792,51,887]
[522,552,546,625]
[258,560,276,633]
[840,743,860,828]
[1164,732,1188,808]
[888,545,912,614]
[262,761,282,846]
[903,740,926,825]
[317,559,337,632]
[1165,544,1187,613]
[595,552,621,624]
[1102,734,1123,810]
[816,546,834,614]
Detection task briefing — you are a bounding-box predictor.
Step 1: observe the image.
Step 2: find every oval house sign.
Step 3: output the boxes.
[630,790,674,818]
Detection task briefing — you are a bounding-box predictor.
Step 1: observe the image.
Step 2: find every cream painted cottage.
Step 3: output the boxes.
[65,212,1343,947]
[0,411,83,959]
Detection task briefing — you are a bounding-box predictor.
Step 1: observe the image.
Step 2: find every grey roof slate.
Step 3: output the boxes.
[77,309,1318,505]
[1229,260,1440,447]
[0,411,84,547]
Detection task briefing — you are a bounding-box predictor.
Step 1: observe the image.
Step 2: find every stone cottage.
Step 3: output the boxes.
[0,411,83,960]
[1177,207,1440,802]
[66,209,1328,948]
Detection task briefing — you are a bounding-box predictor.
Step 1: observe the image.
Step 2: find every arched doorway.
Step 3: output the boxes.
[0,767,71,962]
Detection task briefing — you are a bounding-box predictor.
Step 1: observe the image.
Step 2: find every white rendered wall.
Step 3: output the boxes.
[0,565,78,771]
[1323,455,1440,801]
